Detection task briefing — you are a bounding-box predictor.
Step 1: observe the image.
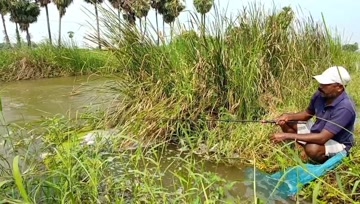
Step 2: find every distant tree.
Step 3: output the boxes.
[150,0,162,44]
[68,30,75,47]
[156,0,168,41]
[53,0,73,47]
[9,0,41,47]
[68,31,74,38]
[121,0,136,25]
[133,0,150,36]
[36,0,52,45]
[84,0,103,49]
[108,0,121,27]
[162,0,185,41]
[342,42,358,52]
[8,0,21,47]
[0,0,11,46]
[0,42,7,49]
[193,0,214,37]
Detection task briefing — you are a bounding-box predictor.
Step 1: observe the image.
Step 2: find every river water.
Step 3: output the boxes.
[0,75,297,204]
[0,75,117,124]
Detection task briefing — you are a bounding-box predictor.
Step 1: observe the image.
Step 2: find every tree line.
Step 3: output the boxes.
[0,0,215,49]
[342,42,358,52]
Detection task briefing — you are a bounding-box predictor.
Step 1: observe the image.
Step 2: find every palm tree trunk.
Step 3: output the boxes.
[118,9,121,30]
[155,10,159,45]
[139,18,143,37]
[203,14,206,36]
[15,23,21,47]
[1,14,10,46]
[162,19,165,42]
[58,13,62,47]
[45,4,52,45]
[201,14,205,37]
[170,22,173,42]
[117,0,121,29]
[144,17,147,36]
[95,3,101,49]
[26,28,31,47]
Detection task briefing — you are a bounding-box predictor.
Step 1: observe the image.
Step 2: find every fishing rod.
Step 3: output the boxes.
[215,119,307,124]
[153,118,307,124]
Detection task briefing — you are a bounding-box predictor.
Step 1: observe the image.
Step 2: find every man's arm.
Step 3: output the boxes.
[281,110,313,122]
[284,130,334,145]
[277,91,318,123]
[282,108,354,144]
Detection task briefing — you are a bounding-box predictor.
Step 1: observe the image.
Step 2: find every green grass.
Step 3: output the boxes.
[0,115,237,203]
[0,43,118,82]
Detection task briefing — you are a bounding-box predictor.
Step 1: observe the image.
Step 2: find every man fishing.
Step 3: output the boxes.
[270,66,356,164]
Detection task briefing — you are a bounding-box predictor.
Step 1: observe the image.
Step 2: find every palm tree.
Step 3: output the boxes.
[53,0,73,47]
[9,0,41,47]
[193,0,214,37]
[84,0,103,49]
[150,0,161,45]
[36,0,52,45]
[120,0,136,25]
[157,0,168,39]
[67,30,75,47]
[162,0,185,41]
[133,0,150,36]
[108,0,121,27]
[0,0,11,46]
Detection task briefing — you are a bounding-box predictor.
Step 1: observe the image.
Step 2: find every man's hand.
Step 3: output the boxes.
[275,113,292,125]
[271,133,289,143]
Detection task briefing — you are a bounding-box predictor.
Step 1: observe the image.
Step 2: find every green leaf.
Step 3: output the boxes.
[312,181,321,203]
[0,179,11,188]
[12,155,31,203]
[335,172,344,193]
[351,180,360,195]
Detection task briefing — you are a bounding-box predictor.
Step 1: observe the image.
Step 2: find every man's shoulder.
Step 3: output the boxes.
[309,90,323,106]
[310,90,321,100]
[341,98,356,113]
[338,95,357,114]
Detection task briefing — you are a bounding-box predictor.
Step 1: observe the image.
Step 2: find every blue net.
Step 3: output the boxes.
[243,150,347,202]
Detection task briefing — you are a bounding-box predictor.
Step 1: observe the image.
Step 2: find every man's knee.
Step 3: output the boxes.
[279,123,297,133]
[304,144,327,163]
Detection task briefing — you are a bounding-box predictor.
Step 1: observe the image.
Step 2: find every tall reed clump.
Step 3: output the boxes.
[86,3,359,202]
[0,43,117,82]
[88,3,356,156]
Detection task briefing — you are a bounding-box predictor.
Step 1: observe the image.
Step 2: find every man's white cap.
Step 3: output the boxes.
[313,66,351,86]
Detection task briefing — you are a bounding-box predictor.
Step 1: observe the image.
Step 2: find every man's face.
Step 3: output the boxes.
[318,83,343,98]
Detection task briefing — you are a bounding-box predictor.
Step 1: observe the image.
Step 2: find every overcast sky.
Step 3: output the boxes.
[1,0,359,48]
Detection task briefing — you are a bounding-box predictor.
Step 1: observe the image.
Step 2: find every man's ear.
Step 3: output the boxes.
[338,84,345,91]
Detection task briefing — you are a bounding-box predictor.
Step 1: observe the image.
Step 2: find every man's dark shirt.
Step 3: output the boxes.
[307,90,356,153]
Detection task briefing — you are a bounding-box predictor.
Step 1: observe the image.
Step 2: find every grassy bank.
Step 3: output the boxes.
[0,2,360,203]
[0,119,235,203]
[0,44,118,82]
